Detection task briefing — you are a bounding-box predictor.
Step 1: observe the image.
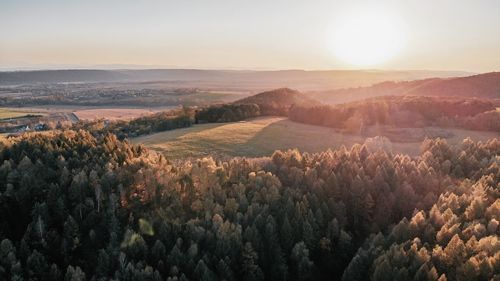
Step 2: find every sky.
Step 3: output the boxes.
[1,0,500,72]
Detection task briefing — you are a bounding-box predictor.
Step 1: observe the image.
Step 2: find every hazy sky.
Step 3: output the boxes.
[1,0,499,71]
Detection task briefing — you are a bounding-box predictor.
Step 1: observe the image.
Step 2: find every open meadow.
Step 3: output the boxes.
[132,116,499,159]
[73,107,172,121]
[0,108,41,119]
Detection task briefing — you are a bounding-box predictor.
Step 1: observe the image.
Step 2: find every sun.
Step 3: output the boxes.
[331,8,405,67]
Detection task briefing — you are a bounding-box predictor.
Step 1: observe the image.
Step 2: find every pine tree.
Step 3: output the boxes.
[65,265,86,281]
[240,242,263,281]
[280,215,294,253]
[291,242,313,281]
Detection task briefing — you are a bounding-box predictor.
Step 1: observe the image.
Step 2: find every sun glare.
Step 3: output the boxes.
[331,7,405,67]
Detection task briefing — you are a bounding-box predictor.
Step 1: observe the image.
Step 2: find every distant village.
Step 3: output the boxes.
[0,113,73,136]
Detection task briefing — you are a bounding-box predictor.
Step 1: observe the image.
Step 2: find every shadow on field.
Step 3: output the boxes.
[243,118,366,155]
[158,122,230,140]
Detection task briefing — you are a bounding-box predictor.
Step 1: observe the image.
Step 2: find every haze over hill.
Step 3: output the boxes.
[0,69,471,91]
[234,88,321,108]
[314,72,500,103]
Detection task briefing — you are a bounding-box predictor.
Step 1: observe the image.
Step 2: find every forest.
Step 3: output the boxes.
[0,130,497,280]
[195,104,261,123]
[193,90,499,134]
[194,88,319,123]
[73,108,194,139]
[289,96,499,132]
[1,1,499,280]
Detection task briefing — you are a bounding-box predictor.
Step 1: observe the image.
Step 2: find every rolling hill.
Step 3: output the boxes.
[234,87,320,108]
[313,72,500,103]
[194,88,320,122]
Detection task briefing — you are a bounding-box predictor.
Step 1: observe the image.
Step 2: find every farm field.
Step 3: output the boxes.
[0,108,41,119]
[0,105,177,122]
[73,107,172,121]
[132,117,499,159]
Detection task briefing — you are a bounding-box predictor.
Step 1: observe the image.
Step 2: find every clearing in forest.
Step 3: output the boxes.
[132,117,499,159]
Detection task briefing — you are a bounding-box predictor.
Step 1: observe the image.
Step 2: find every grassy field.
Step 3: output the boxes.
[0,106,176,122]
[73,108,170,121]
[132,117,499,160]
[132,117,358,159]
[0,108,36,119]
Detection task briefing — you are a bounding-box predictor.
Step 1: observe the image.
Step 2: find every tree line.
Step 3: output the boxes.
[289,96,498,132]
[195,88,318,123]
[195,104,260,123]
[73,108,194,139]
[194,93,499,133]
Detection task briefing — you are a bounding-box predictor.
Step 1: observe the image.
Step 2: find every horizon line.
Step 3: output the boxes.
[0,66,479,74]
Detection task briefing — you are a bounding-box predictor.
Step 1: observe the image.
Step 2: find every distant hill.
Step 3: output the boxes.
[234,88,320,115]
[411,72,500,98]
[313,72,500,103]
[0,69,470,91]
[0,69,128,84]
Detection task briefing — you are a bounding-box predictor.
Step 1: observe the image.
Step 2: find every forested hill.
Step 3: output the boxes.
[314,72,500,103]
[234,88,321,114]
[0,130,498,280]
[235,88,320,107]
[195,88,321,122]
